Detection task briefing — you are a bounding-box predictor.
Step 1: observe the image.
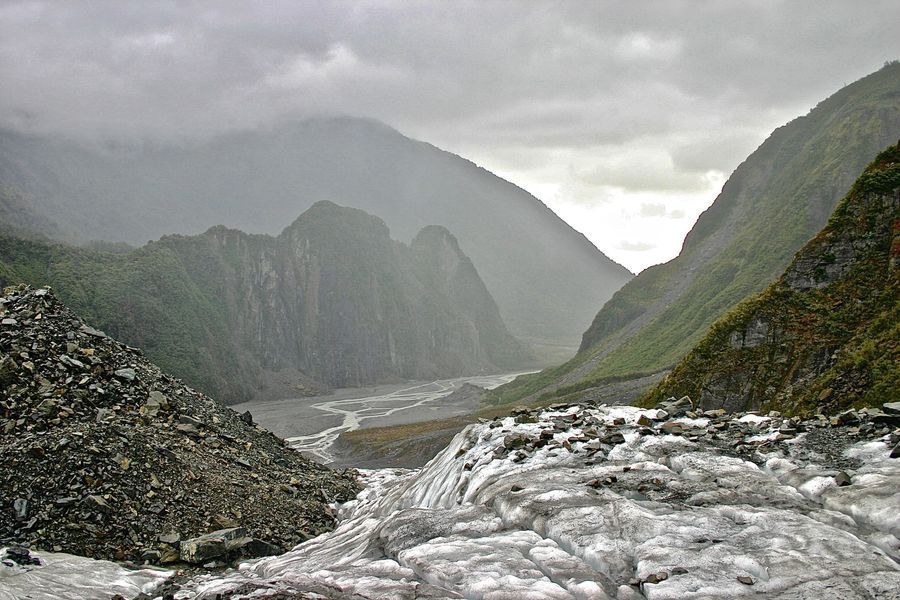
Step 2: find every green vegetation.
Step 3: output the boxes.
[0,235,248,400]
[0,202,531,403]
[642,144,900,414]
[493,61,900,406]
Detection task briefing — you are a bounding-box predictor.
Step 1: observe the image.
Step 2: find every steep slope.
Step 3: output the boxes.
[0,286,359,564]
[0,202,531,403]
[644,143,900,414]
[0,118,632,352]
[495,62,900,404]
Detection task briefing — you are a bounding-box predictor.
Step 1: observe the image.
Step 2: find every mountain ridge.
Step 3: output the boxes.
[0,201,531,403]
[0,117,633,352]
[493,62,900,405]
[643,143,900,413]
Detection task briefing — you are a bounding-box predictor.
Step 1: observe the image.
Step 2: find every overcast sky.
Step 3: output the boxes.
[2,1,899,272]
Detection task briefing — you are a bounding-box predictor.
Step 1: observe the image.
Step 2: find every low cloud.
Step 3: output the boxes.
[1,1,898,272]
[640,203,689,219]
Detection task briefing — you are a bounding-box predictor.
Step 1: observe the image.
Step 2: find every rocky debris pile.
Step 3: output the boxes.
[0,285,359,566]
[169,398,899,600]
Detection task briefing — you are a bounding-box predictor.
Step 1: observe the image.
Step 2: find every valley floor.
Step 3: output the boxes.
[232,372,531,463]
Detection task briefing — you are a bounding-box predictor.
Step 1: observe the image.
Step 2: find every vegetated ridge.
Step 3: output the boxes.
[0,201,531,403]
[494,61,900,405]
[0,117,633,354]
[643,142,900,414]
[0,285,359,564]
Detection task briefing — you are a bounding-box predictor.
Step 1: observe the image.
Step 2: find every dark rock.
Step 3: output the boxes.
[644,571,669,584]
[872,412,900,427]
[236,538,281,559]
[737,575,754,585]
[883,402,900,415]
[13,498,28,519]
[657,396,693,417]
[239,410,254,425]
[114,368,136,381]
[837,410,860,425]
[601,432,626,444]
[503,433,531,449]
[890,442,900,459]
[158,532,181,545]
[660,422,684,435]
[2,546,41,566]
[834,471,852,486]
[636,414,654,427]
[180,528,246,564]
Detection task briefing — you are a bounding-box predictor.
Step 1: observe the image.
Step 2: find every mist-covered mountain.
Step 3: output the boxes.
[494,62,900,404]
[0,117,632,353]
[0,182,64,240]
[0,201,531,403]
[645,143,899,414]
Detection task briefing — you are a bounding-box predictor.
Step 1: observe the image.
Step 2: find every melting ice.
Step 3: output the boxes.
[168,404,900,600]
[4,404,898,599]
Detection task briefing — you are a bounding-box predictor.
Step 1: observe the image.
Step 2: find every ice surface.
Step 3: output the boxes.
[11,404,900,599]
[0,547,170,600]
[164,405,899,599]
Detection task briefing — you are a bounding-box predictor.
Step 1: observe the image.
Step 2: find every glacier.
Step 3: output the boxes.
[4,403,898,599]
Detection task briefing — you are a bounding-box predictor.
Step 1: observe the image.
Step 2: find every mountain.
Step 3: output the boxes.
[0,117,632,354]
[493,62,900,404]
[0,201,531,403]
[0,285,359,564]
[0,182,64,240]
[643,143,899,414]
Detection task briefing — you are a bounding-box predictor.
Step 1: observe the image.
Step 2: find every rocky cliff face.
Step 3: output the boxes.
[645,143,900,414]
[0,202,531,402]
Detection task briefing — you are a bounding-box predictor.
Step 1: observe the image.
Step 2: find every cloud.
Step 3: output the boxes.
[640,203,689,219]
[1,0,898,271]
[618,241,657,252]
[640,203,668,217]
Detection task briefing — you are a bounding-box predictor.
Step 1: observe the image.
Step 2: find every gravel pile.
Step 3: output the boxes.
[0,285,359,567]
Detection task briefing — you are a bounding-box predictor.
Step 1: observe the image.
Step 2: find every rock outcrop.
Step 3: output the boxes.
[0,285,360,564]
[0,201,532,402]
[645,143,899,414]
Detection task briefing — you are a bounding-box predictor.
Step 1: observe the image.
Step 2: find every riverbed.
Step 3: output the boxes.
[231,372,529,462]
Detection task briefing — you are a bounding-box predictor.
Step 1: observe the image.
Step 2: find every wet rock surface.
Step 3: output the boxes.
[169,399,900,599]
[0,286,359,566]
